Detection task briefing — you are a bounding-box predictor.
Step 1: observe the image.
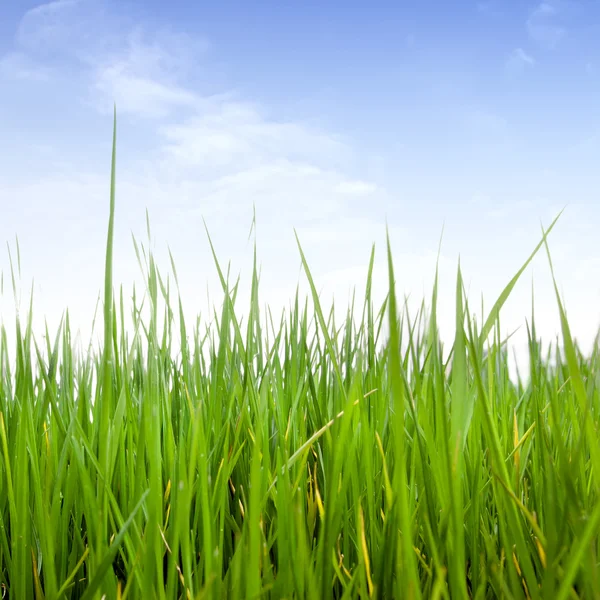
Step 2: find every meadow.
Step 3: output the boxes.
[0,115,599,599]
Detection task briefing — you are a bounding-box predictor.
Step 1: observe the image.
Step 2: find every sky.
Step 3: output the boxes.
[1,0,599,374]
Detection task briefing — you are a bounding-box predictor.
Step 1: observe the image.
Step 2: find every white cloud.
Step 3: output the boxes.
[477,1,502,16]
[466,109,509,136]
[9,1,211,117]
[157,104,350,169]
[506,48,536,73]
[93,65,199,118]
[527,1,567,48]
[0,52,52,81]
[89,26,212,117]
[334,180,378,196]
[16,0,91,56]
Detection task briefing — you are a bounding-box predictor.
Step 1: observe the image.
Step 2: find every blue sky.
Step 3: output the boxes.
[1,0,599,370]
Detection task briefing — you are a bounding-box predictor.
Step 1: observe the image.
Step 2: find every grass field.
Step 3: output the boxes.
[0,115,599,599]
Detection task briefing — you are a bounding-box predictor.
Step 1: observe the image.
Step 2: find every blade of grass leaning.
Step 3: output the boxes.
[479,208,563,344]
[541,227,600,496]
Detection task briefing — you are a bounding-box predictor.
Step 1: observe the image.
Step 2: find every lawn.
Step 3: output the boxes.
[0,114,598,599]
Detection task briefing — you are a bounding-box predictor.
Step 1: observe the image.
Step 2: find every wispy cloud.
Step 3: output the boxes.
[334,180,378,196]
[506,47,536,73]
[0,52,52,81]
[158,104,350,169]
[10,1,211,118]
[89,26,213,117]
[527,1,567,48]
[476,1,503,16]
[14,0,102,60]
[93,65,199,118]
[466,109,509,136]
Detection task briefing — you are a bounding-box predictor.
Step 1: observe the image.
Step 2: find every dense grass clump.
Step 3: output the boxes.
[1,116,599,599]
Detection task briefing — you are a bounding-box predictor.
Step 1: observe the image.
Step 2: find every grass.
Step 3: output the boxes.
[0,113,599,599]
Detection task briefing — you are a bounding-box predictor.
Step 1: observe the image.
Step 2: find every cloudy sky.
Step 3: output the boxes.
[1,0,599,372]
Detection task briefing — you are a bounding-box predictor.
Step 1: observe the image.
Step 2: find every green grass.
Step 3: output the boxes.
[0,114,599,599]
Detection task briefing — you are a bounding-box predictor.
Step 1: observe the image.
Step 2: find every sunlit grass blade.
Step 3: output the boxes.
[385,227,422,599]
